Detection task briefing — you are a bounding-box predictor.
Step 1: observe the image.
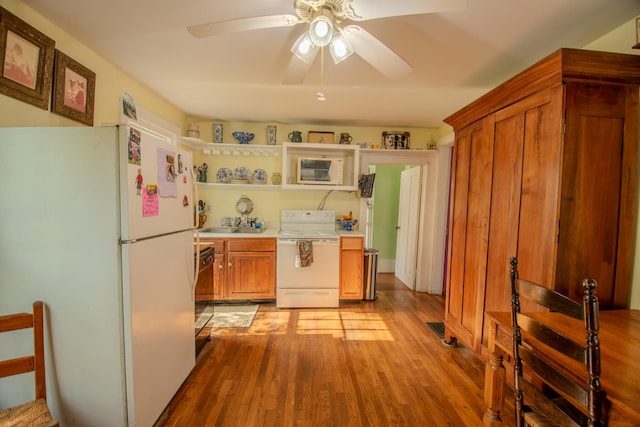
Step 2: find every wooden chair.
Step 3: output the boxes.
[509,257,603,427]
[0,301,59,427]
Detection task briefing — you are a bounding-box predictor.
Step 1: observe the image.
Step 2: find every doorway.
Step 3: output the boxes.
[366,164,421,290]
[359,143,452,294]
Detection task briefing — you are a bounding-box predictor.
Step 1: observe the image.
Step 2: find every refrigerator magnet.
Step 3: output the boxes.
[128,128,141,165]
[178,154,184,174]
[142,186,159,217]
[183,195,189,206]
[135,169,143,195]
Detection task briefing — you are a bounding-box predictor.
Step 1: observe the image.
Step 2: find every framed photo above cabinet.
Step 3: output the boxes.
[382,131,410,149]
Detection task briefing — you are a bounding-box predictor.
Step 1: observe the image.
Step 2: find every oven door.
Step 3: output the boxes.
[276,238,340,308]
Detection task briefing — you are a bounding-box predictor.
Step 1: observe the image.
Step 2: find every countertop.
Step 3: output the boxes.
[196,228,363,239]
[337,230,364,237]
[196,228,281,239]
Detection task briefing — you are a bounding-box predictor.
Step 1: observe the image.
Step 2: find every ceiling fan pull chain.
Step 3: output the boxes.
[317,47,327,101]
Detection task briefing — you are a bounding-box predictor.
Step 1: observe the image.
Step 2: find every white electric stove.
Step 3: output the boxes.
[276,210,340,308]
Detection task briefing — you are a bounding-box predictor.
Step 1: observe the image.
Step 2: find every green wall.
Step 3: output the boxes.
[371,165,404,258]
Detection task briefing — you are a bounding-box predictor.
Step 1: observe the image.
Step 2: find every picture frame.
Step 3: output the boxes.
[635,17,640,49]
[0,6,55,109]
[308,131,335,144]
[51,49,96,126]
[382,131,410,149]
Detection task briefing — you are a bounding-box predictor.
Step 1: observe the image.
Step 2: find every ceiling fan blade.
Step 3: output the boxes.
[347,0,467,21]
[283,55,314,85]
[343,26,412,80]
[187,14,300,38]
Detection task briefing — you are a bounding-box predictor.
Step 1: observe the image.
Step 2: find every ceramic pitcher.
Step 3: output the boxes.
[288,131,302,142]
[340,133,353,144]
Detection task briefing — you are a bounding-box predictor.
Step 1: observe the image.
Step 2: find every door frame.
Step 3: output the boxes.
[359,134,452,294]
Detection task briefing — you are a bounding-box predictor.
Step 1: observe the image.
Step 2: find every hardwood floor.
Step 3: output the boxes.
[156,274,515,426]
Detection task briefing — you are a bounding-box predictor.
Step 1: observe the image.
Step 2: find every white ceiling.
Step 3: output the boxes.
[20,0,640,128]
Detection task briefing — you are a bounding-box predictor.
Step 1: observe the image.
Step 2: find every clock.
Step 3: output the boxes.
[235,195,254,215]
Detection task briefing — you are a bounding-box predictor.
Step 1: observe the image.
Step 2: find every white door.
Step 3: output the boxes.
[395,166,422,289]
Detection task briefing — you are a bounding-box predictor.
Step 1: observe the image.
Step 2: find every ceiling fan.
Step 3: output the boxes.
[187,0,467,84]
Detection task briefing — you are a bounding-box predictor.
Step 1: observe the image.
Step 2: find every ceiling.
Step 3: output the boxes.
[20,0,640,128]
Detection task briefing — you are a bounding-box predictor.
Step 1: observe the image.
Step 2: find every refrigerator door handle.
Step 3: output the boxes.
[191,165,200,297]
[192,230,200,300]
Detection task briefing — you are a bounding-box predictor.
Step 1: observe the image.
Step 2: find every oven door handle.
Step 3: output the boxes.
[277,239,338,246]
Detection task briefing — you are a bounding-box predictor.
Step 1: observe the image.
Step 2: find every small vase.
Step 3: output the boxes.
[267,125,277,145]
[213,123,223,143]
[271,172,282,185]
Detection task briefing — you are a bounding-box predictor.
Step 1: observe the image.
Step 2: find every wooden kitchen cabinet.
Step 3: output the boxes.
[340,235,364,300]
[443,48,640,357]
[199,238,276,300]
[224,238,276,300]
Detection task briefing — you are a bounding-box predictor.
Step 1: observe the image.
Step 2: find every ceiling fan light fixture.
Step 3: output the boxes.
[291,32,319,63]
[329,32,353,64]
[308,15,333,47]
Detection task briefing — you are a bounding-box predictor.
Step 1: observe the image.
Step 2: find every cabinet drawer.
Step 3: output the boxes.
[227,238,276,252]
[341,236,364,250]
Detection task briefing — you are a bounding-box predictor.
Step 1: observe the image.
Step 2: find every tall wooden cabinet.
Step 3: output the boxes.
[443,48,640,357]
[340,235,364,300]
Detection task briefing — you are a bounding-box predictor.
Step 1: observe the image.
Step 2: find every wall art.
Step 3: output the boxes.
[51,49,96,125]
[0,6,55,109]
[382,131,410,149]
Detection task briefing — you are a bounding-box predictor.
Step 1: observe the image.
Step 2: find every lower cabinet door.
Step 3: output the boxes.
[225,251,276,299]
[340,236,364,300]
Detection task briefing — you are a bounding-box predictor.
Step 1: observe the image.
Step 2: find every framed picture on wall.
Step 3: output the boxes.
[382,131,410,149]
[0,6,55,109]
[51,49,96,126]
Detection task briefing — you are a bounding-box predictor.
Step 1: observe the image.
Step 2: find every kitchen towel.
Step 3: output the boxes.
[295,240,313,268]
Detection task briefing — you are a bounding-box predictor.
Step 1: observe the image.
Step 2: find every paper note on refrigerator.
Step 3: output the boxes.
[142,186,159,217]
[157,147,177,197]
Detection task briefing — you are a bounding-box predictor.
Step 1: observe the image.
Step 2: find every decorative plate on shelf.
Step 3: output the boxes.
[216,167,232,183]
[252,168,267,184]
[235,195,254,215]
[234,166,250,180]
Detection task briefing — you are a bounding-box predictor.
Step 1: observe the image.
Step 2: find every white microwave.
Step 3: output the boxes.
[297,157,344,185]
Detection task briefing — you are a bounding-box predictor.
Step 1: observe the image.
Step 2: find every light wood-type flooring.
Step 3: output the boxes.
[156,274,515,426]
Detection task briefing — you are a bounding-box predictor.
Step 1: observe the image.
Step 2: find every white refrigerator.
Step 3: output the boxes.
[0,125,196,426]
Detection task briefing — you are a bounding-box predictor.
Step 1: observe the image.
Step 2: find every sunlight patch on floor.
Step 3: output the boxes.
[296,311,395,341]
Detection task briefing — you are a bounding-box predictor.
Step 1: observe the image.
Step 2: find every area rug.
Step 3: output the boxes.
[426,321,445,339]
[206,304,259,328]
[195,305,215,329]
